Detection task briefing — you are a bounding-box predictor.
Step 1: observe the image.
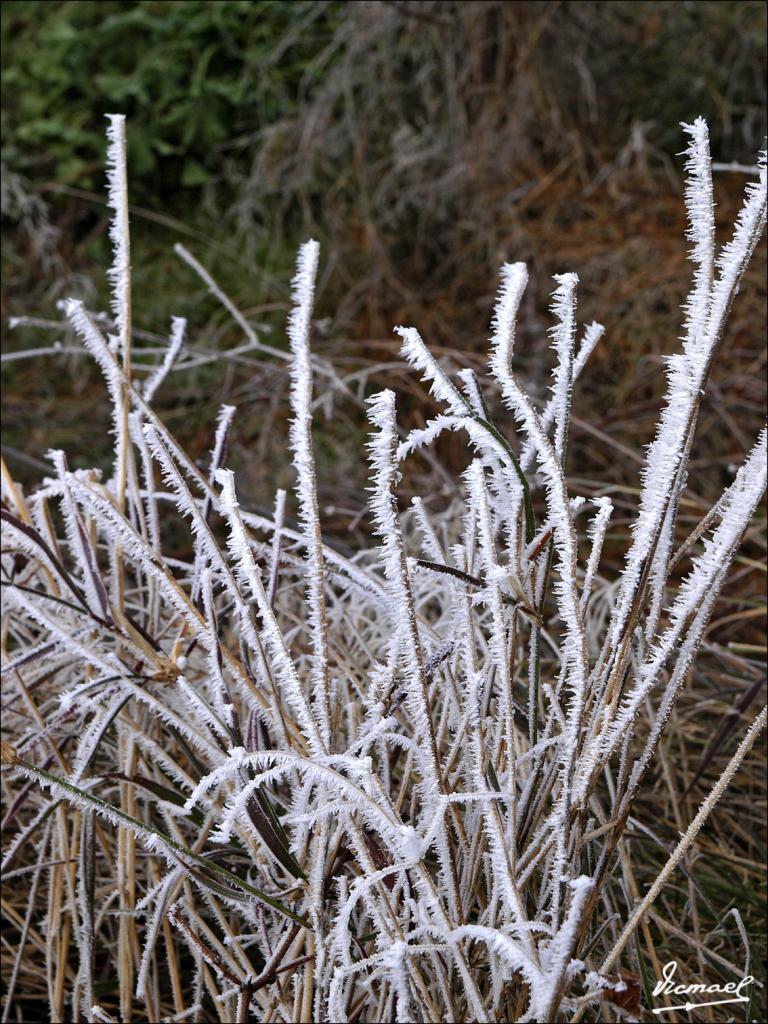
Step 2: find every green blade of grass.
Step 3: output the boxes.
[12,754,310,928]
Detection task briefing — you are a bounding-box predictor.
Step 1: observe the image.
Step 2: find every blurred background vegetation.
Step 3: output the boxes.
[3,0,766,506]
[1,0,767,1003]
[1,0,765,511]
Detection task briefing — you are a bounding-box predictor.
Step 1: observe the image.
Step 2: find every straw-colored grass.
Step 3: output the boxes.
[1,115,766,1023]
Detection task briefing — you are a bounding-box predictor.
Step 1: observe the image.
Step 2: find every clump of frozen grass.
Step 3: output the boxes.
[1,116,766,1023]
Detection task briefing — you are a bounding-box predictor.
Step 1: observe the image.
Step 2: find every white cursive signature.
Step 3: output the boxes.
[651,960,755,1015]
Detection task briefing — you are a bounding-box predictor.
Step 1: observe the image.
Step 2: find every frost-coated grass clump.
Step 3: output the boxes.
[1,116,766,1023]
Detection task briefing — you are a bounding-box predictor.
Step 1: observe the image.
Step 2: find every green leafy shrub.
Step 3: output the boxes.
[2,0,340,200]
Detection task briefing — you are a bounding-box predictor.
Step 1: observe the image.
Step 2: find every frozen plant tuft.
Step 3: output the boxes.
[1,116,766,1023]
